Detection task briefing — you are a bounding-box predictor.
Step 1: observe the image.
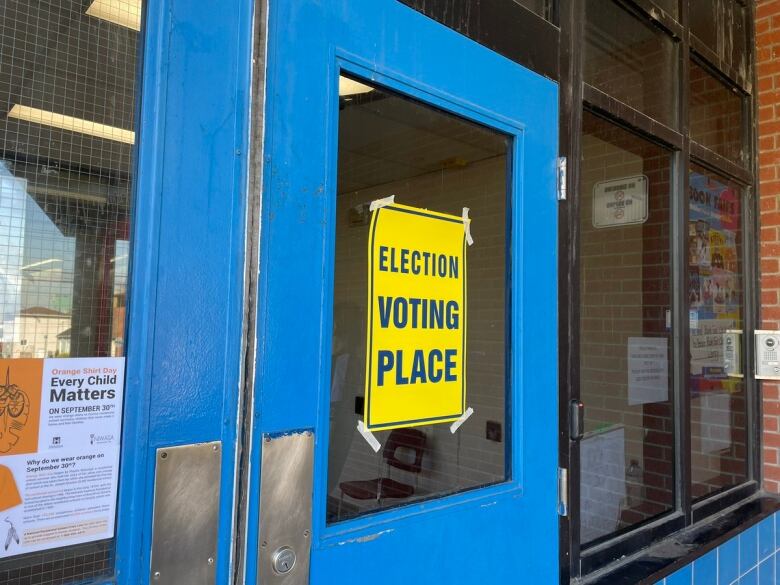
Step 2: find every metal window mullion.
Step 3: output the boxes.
[562,0,586,580]
[689,141,754,186]
[615,0,684,39]
[744,0,761,489]
[582,84,684,150]
[678,0,693,527]
[689,37,752,95]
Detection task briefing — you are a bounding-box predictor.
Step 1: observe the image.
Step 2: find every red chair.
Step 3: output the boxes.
[339,428,426,515]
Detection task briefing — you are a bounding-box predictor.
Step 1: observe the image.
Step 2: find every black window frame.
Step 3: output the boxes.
[560,0,760,581]
[394,0,761,581]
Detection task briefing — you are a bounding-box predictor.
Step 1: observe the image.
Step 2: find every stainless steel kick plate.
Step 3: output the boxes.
[257,431,314,585]
[150,441,222,585]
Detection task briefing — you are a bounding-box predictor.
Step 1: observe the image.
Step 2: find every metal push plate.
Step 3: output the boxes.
[150,441,222,585]
[257,431,314,585]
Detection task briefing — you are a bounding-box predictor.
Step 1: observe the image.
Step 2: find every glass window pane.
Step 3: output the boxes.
[512,0,554,21]
[579,112,675,545]
[691,0,718,49]
[688,166,747,499]
[0,0,138,581]
[328,76,509,523]
[690,1,748,77]
[652,0,678,19]
[585,0,679,129]
[690,60,745,165]
[727,3,747,77]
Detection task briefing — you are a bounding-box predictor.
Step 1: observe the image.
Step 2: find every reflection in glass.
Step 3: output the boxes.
[688,166,747,499]
[651,0,678,18]
[579,112,675,546]
[0,1,137,582]
[690,1,747,77]
[512,0,555,21]
[328,76,509,523]
[0,161,130,360]
[729,4,748,78]
[584,0,679,129]
[690,60,745,166]
[691,0,718,49]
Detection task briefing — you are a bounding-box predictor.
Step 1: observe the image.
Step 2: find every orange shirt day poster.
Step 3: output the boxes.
[0,357,124,558]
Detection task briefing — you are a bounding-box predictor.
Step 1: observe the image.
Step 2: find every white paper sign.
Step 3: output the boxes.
[628,337,669,406]
[0,357,124,558]
[592,175,648,228]
[694,392,732,454]
[580,426,626,543]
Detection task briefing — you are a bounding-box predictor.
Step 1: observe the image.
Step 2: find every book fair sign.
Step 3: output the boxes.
[0,357,124,558]
[360,198,473,445]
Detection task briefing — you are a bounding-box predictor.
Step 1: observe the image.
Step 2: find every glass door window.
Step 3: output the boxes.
[328,77,510,522]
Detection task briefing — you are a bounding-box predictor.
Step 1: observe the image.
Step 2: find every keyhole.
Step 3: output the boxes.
[272,547,296,575]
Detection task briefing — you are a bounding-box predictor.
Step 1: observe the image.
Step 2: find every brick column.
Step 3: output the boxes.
[757,0,780,493]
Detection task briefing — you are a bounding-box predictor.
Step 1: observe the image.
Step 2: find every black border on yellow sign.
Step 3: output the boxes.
[364,204,467,430]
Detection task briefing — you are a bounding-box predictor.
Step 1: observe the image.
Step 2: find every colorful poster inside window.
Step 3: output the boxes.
[0,357,124,558]
[364,203,467,431]
[688,172,741,393]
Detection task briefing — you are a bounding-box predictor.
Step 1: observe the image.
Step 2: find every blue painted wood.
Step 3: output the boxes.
[114,0,253,582]
[250,1,559,583]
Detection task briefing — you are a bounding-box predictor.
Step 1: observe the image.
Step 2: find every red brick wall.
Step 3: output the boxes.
[757,0,780,493]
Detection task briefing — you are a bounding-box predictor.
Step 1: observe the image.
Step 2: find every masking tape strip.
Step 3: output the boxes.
[449,407,474,434]
[357,420,381,452]
[369,194,395,212]
[462,207,473,246]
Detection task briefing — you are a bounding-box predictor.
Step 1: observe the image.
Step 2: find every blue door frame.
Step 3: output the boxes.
[108,0,557,583]
[112,0,254,583]
[247,1,560,584]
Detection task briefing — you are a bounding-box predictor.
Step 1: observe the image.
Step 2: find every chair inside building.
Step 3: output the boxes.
[339,427,427,512]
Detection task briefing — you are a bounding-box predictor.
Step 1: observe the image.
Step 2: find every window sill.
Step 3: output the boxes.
[576,494,780,585]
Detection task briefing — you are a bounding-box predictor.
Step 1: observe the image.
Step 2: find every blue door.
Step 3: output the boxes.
[250,1,560,583]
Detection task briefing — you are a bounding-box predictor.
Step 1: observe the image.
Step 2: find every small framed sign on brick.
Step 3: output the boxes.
[592,175,648,228]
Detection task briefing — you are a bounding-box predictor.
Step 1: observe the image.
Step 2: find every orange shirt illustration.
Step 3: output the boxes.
[0,465,21,511]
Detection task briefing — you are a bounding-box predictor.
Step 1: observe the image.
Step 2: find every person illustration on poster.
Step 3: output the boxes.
[4,518,19,552]
[702,277,713,305]
[689,268,702,307]
[711,251,724,269]
[694,220,711,267]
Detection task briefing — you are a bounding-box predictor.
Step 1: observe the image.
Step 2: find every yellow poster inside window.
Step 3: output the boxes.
[364,203,467,431]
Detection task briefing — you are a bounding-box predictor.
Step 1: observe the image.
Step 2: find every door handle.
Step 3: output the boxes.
[569,400,584,441]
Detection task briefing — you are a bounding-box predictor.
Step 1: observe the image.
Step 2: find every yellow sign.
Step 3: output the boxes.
[364,203,467,431]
